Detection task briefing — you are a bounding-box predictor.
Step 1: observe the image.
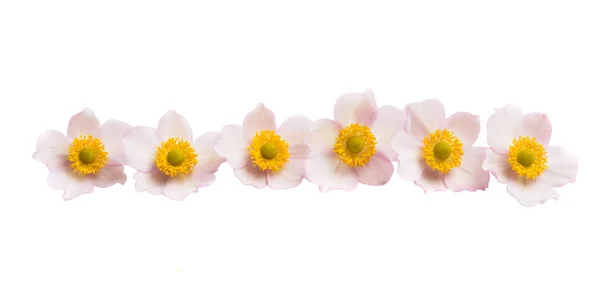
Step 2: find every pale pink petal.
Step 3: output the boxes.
[214,124,250,169]
[91,165,127,188]
[444,147,490,192]
[266,159,305,189]
[520,112,552,146]
[305,152,358,192]
[233,165,268,189]
[446,112,480,147]
[537,146,578,187]
[415,167,447,193]
[482,149,516,184]
[391,131,425,182]
[133,169,168,195]
[243,103,277,140]
[33,130,70,170]
[193,131,226,174]
[356,152,394,186]
[157,110,193,142]
[305,119,340,153]
[122,126,159,172]
[162,171,216,201]
[277,115,313,159]
[368,106,407,160]
[97,119,132,166]
[507,179,559,207]
[333,89,378,127]
[405,99,446,140]
[67,108,101,140]
[486,104,523,153]
[47,166,94,200]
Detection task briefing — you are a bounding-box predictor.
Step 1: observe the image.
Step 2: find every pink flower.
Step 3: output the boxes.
[304,89,406,192]
[33,108,131,200]
[482,104,578,207]
[214,104,313,189]
[391,99,490,193]
[122,110,225,200]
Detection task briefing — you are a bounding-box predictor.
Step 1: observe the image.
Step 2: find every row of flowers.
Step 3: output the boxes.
[33,90,578,207]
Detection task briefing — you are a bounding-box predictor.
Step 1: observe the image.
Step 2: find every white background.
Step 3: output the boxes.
[1,0,599,282]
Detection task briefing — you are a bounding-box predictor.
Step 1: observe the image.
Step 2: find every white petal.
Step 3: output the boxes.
[391,131,425,182]
[507,179,559,207]
[97,119,132,166]
[163,171,216,201]
[266,159,305,189]
[444,147,490,192]
[305,119,340,153]
[33,130,70,170]
[356,152,394,186]
[415,167,447,193]
[486,104,523,153]
[134,169,169,195]
[404,99,446,140]
[122,126,159,172]
[157,110,193,142]
[333,89,378,127]
[446,112,480,147]
[47,166,94,200]
[304,152,358,192]
[233,165,268,189]
[214,124,250,169]
[242,103,277,140]
[537,146,578,187]
[278,115,313,159]
[193,131,226,174]
[67,108,100,140]
[369,106,408,160]
[482,148,515,184]
[91,165,127,188]
[520,112,552,146]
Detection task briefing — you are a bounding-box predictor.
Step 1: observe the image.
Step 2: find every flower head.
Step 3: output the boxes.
[33,108,131,200]
[482,104,578,207]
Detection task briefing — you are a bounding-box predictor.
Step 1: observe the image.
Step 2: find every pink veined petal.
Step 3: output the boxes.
[162,171,216,201]
[356,152,394,186]
[91,165,127,188]
[193,131,226,174]
[507,179,559,207]
[519,112,552,146]
[446,112,480,147]
[482,148,516,184]
[33,130,71,170]
[368,105,408,160]
[47,166,94,200]
[157,110,193,142]
[214,124,250,169]
[486,104,523,153]
[391,131,425,182]
[415,167,447,193]
[266,159,306,189]
[333,89,378,127]
[243,103,277,141]
[304,152,358,193]
[305,119,340,153]
[277,115,313,159]
[404,99,446,140]
[444,147,490,192]
[537,146,578,187]
[233,165,268,189]
[122,126,160,172]
[133,169,169,195]
[67,108,101,140]
[97,119,132,166]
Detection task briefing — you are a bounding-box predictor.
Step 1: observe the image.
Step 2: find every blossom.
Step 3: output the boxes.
[304,89,406,192]
[122,110,225,200]
[391,99,490,193]
[214,104,313,189]
[482,104,578,207]
[33,108,131,200]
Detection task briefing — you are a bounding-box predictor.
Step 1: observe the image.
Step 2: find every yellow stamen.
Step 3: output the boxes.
[333,123,377,167]
[155,137,198,177]
[248,130,290,171]
[422,129,463,173]
[67,135,108,175]
[507,136,547,179]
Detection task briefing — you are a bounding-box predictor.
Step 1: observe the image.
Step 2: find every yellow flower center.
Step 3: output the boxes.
[422,129,464,173]
[333,123,377,167]
[507,136,547,179]
[248,130,290,171]
[67,135,109,175]
[155,137,198,177]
